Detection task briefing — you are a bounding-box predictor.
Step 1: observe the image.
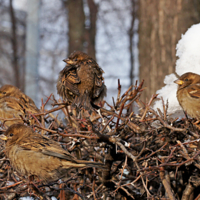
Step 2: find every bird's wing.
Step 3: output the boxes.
[93,66,104,86]
[2,97,25,114]
[0,97,25,126]
[19,94,37,107]
[93,66,106,98]
[19,98,40,115]
[188,83,200,98]
[60,65,80,95]
[19,133,77,162]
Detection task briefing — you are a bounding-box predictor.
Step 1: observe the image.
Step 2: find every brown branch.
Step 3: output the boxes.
[159,169,176,200]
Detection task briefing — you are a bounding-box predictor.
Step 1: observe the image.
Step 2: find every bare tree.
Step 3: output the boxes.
[64,0,98,59]
[128,0,137,87]
[9,0,20,88]
[86,0,98,59]
[64,0,86,54]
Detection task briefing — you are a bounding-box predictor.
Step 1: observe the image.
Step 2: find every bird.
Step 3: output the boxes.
[0,85,41,126]
[0,96,25,126]
[0,124,104,183]
[174,72,200,119]
[57,51,107,112]
[0,96,41,127]
[0,84,39,113]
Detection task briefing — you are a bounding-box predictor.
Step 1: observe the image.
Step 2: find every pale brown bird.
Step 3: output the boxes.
[0,97,25,126]
[57,51,107,111]
[0,124,104,183]
[0,96,41,126]
[0,84,39,113]
[174,72,200,119]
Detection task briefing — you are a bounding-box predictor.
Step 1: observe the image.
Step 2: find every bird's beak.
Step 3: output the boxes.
[63,58,73,64]
[174,79,184,85]
[0,134,8,141]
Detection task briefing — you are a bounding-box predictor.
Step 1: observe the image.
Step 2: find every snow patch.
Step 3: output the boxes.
[153,23,200,118]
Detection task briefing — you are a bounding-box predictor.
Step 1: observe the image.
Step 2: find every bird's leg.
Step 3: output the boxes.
[184,111,189,120]
[183,111,192,128]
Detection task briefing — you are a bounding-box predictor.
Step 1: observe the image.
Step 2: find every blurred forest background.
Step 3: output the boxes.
[0,0,200,106]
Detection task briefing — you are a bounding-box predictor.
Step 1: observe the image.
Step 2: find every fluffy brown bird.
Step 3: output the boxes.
[0,84,39,113]
[174,72,200,119]
[57,51,107,111]
[0,97,25,126]
[0,96,41,126]
[0,85,40,126]
[0,124,104,183]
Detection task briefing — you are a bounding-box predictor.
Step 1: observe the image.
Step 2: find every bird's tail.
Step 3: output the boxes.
[73,91,93,112]
[63,160,105,169]
[76,160,105,168]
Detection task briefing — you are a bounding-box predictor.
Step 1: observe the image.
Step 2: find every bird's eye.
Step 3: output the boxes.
[74,58,77,61]
[10,133,13,137]
[185,79,188,81]
[3,92,6,94]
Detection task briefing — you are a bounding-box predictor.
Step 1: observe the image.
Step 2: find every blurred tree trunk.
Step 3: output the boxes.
[138,0,200,101]
[86,0,98,59]
[129,0,137,87]
[65,0,86,54]
[9,0,20,88]
[65,0,98,59]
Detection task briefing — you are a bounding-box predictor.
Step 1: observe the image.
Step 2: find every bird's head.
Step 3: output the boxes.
[63,51,92,65]
[174,72,200,89]
[0,124,30,146]
[0,85,17,98]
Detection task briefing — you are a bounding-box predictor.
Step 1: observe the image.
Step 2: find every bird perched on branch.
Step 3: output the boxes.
[0,96,40,127]
[0,97,25,126]
[0,85,39,113]
[0,124,104,183]
[57,51,107,112]
[0,85,41,126]
[174,72,200,119]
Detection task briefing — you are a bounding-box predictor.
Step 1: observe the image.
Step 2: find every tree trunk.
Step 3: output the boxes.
[65,0,86,55]
[129,0,137,87]
[138,0,200,101]
[65,0,98,59]
[86,0,98,59]
[9,0,20,88]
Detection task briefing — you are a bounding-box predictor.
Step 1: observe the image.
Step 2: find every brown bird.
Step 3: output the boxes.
[0,96,41,127]
[0,124,104,183]
[0,97,26,126]
[57,51,107,112]
[0,84,39,113]
[174,72,200,119]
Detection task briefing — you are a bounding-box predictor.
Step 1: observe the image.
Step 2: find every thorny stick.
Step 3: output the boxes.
[159,168,176,200]
[140,94,158,122]
[116,79,121,106]
[116,102,125,129]
[0,181,23,190]
[40,98,45,135]
[109,137,152,197]
[92,168,97,200]
[161,97,167,121]
[34,105,66,117]
[149,108,186,131]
